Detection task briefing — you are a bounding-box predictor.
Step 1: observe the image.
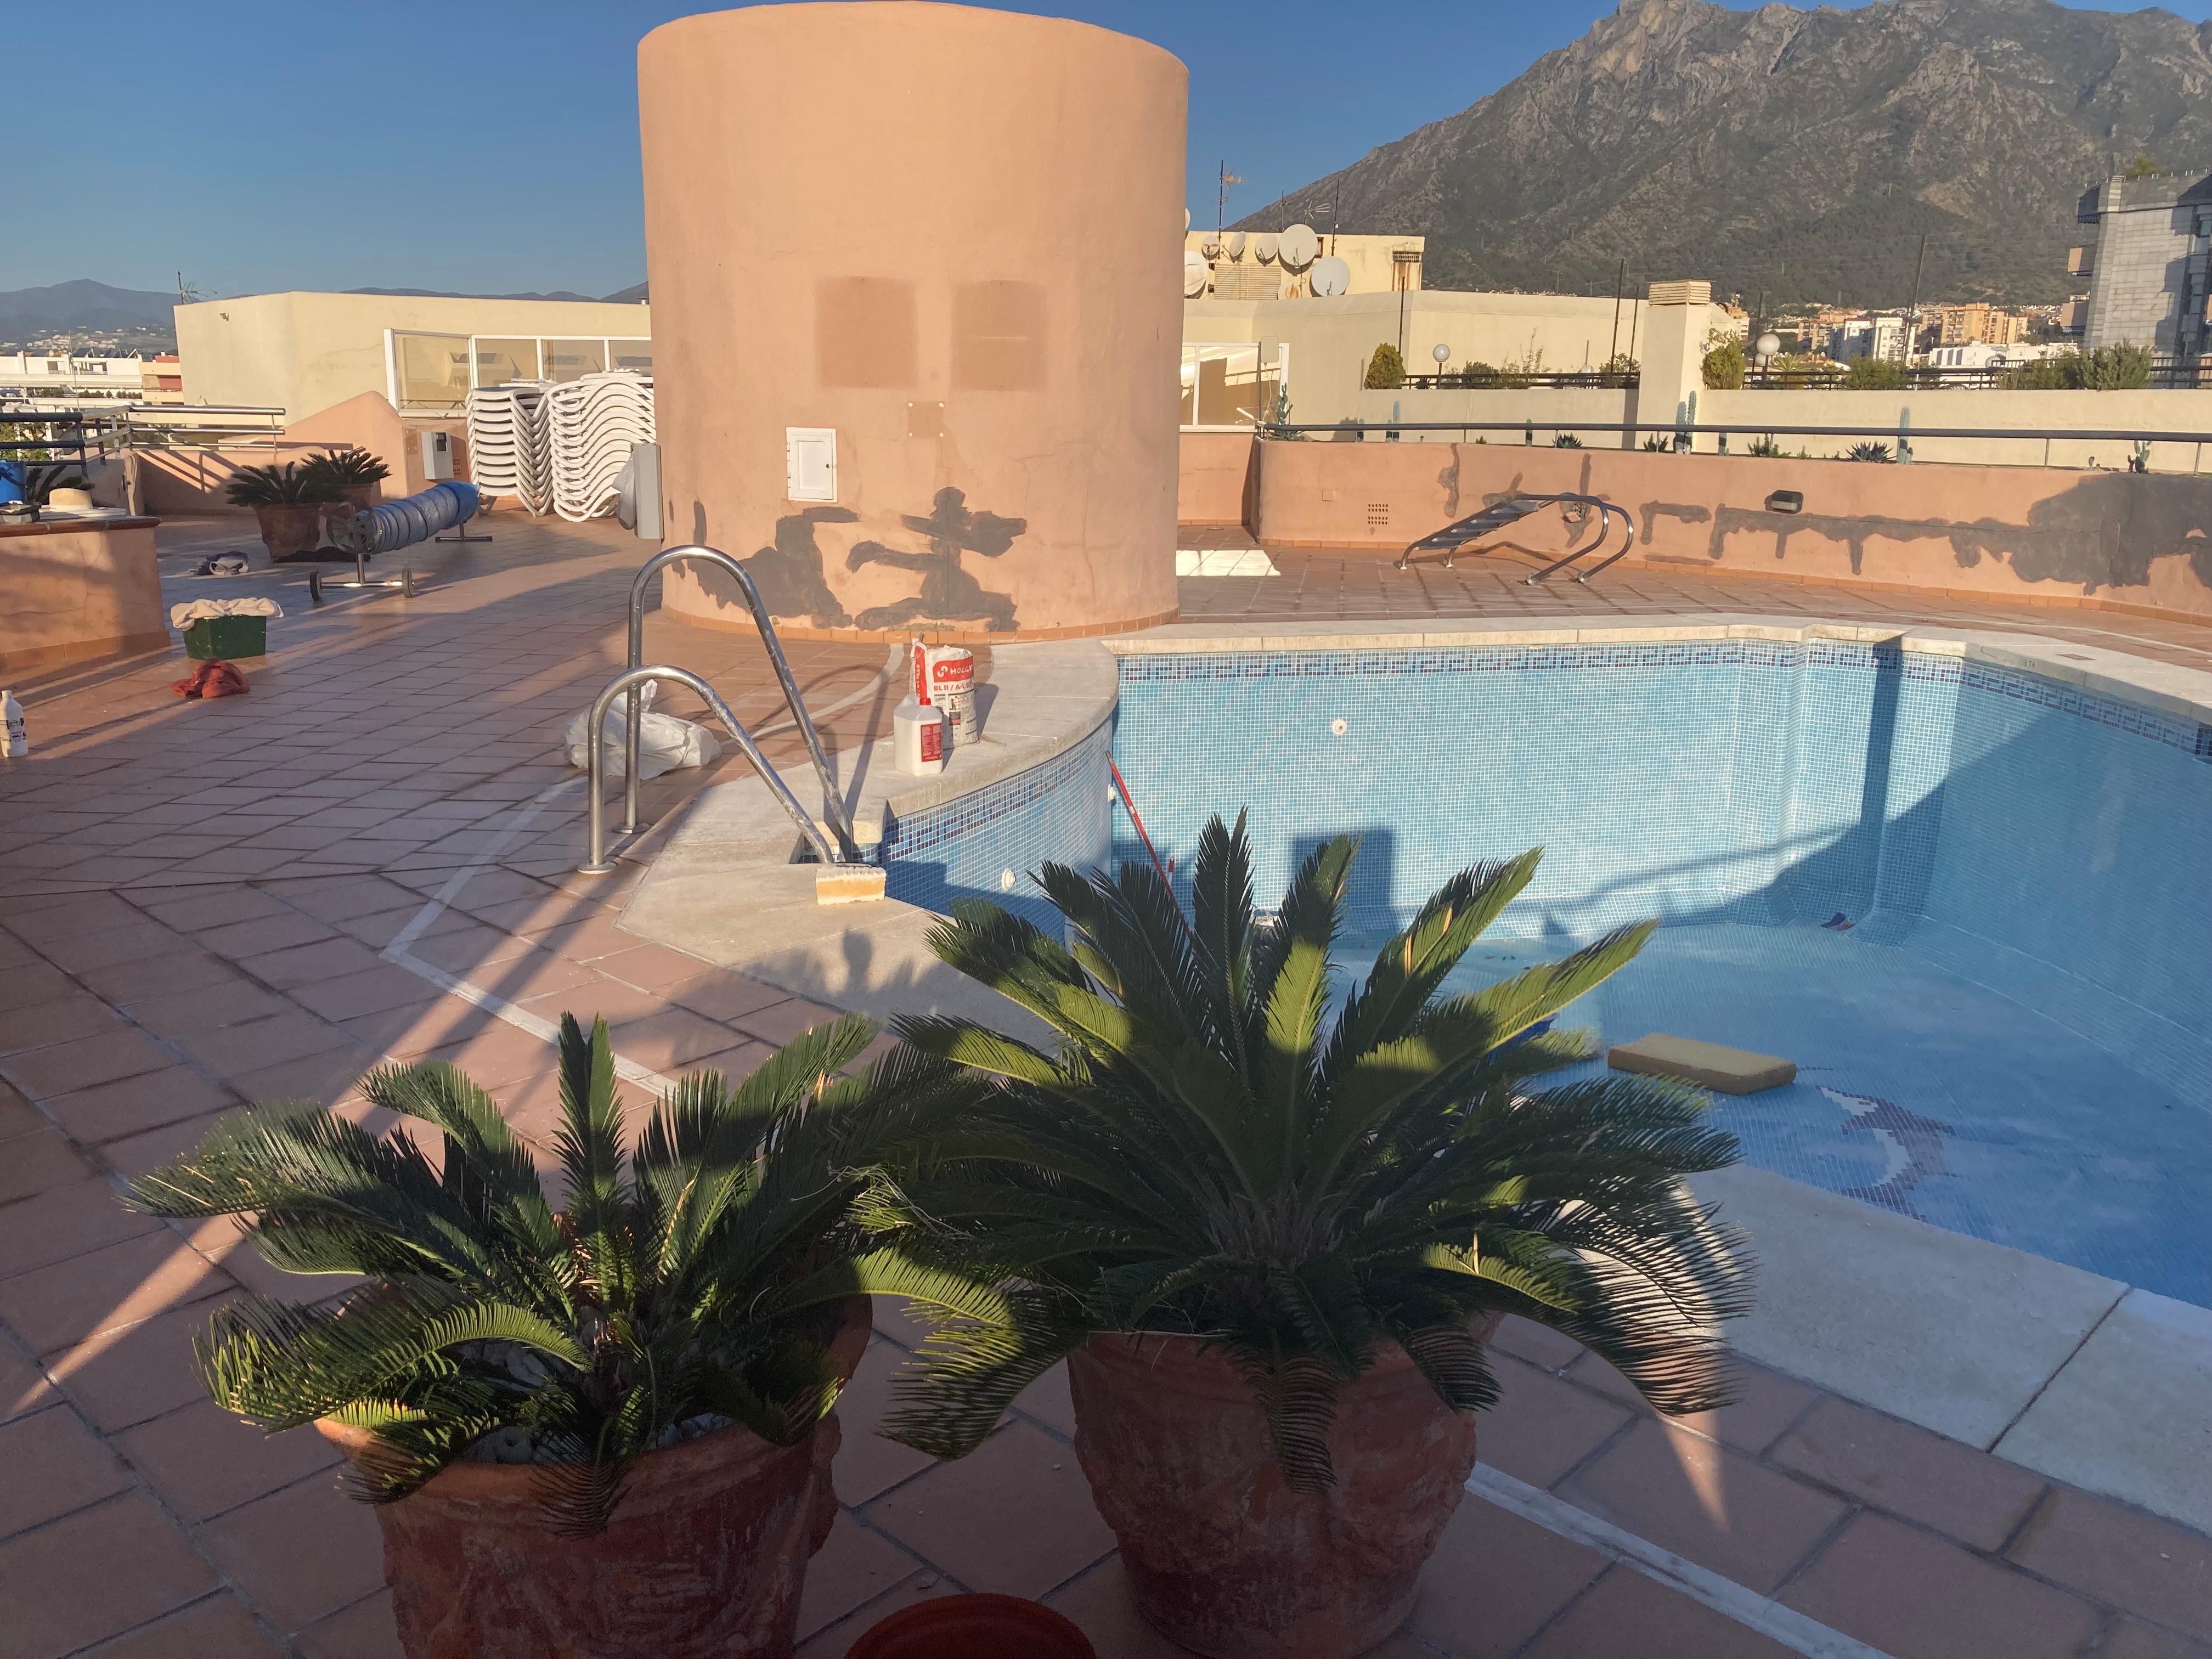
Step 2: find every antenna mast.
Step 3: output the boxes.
[1216,162,1243,236]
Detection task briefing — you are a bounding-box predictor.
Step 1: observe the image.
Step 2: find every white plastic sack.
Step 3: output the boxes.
[562,680,722,780]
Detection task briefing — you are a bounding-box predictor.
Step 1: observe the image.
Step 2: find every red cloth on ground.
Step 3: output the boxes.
[171,660,251,699]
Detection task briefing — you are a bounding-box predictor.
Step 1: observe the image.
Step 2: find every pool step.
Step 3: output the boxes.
[1607,1034,1797,1094]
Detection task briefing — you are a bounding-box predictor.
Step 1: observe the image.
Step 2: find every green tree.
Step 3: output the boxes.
[1363,343,1406,390]
[1843,358,1905,391]
[2120,153,2163,180]
[1701,336,1746,390]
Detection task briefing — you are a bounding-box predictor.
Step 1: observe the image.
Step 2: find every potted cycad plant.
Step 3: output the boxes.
[123,1013,978,1659]
[881,816,1753,1659]
[223,460,343,560]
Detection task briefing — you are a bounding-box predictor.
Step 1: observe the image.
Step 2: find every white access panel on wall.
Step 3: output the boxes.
[786,427,837,502]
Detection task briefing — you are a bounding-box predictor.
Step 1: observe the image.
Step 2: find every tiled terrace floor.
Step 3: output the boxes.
[0,513,2207,1657]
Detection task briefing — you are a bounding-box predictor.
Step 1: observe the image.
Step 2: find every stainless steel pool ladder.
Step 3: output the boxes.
[575,544,862,875]
[1396,493,1633,584]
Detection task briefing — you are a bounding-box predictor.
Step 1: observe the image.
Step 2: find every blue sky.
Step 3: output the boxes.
[14,0,2210,298]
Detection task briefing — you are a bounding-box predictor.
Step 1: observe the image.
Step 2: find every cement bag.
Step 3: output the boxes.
[562,680,722,780]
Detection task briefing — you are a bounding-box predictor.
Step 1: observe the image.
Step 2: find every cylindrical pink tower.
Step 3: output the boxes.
[637,2,1186,641]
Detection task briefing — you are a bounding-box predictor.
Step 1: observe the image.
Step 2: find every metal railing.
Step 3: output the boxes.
[577,544,862,876]
[1261,417,2212,469]
[1398,369,1640,391]
[579,665,844,875]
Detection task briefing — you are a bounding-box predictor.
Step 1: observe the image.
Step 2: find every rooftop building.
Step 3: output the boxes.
[2072,168,2212,358]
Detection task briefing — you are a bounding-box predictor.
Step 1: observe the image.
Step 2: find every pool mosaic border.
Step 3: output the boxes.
[1120,641,2212,761]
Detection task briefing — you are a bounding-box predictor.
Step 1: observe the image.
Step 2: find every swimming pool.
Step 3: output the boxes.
[1110,637,2212,1307]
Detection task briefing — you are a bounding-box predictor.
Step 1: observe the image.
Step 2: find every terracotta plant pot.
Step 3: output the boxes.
[1066,1320,1498,1659]
[848,1593,1096,1659]
[253,501,327,562]
[317,1297,871,1659]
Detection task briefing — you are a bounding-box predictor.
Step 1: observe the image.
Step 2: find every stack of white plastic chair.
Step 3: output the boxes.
[464,382,553,515]
[546,371,656,522]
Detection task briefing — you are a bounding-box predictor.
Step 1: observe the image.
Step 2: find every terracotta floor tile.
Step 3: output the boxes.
[1488,1314,1588,1373]
[1520,1564,1796,1658]
[833,1338,940,1506]
[120,979,295,1040]
[0,1026,176,1101]
[140,886,291,932]
[514,976,668,1026]
[682,1040,775,1084]
[117,1398,342,1524]
[0,1402,134,1537]
[1769,1397,2047,1550]
[462,948,606,1005]
[195,1468,386,1634]
[188,911,340,958]
[1041,1556,1186,1659]
[1782,1510,2101,1659]
[0,1079,41,1140]
[1405,1497,1609,1657]
[42,1065,238,1147]
[329,905,477,950]
[0,1493,218,1657]
[72,1593,288,1658]
[664,969,804,1024]
[0,959,77,1012]
[97,1109,234,1180]
[77,949,247,1005]
[0,1176,162,1276]
[592,942,714,992]
[1566,1354,1820,1458]
[398,921,536,973]
[270,876,426,923]
[1,1336,56,1421]
[732,995,845,1047]
[32,921,195,977]
[0,1127,97,1203]
[338,998,492,1058]
[234,936,387,991]
[797,1515,930,1641]
[863,1420,1116,1599]
[607,1006,744,1070]
[289,964,450,1022]
[0,993,123,1057]
[416,1024,562,1090]
[1475,1356,1637,1489]
[1552,1418,1848,1594]
[176,1009,356,1076]
[2097,1620,2212,1659]
[224,1044,379,1108]
[46,1294,241,1432]
[294,1590,404,1659]
[2006,1488,2212,1642]
[1013,1361,1078,1438]
[0,1229,234,1356]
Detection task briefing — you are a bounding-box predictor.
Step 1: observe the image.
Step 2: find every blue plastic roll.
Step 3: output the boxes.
[359,481,479,552]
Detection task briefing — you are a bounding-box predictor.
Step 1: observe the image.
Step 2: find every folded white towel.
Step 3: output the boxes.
[170,597,284,628]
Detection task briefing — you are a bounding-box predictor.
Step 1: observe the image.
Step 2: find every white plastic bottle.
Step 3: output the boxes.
[893,697,946,775]
[0,690,25,759]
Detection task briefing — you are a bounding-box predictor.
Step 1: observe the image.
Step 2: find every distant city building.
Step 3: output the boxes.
[1937,304,2030,346]
[1824,312,1909,363]
[1182,232,1424,300]
[0,353,176,402]
[2070,168,2212,359]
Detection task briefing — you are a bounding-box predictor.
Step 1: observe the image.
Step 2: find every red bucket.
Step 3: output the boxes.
[847,1593,1095,1659]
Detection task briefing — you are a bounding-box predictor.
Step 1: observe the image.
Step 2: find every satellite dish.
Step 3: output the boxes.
[1201,234,1221,257]
[1183,251,1210,297]
[1184,207,1191,231]
[1226,231,1246,259]
[1310,255,1351,297]
[1255,232,1279,263]
[1279,224,1319,269]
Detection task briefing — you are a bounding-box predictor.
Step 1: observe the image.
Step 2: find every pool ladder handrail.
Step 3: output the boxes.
[577,664,847,874]
[1396,493,1633,585]
[575,544,862,876]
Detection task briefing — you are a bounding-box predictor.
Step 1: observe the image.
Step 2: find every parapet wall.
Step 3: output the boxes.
[1236,438,2212,622]
[1,519,165,671]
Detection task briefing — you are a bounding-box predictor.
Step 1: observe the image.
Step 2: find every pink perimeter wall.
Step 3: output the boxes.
[1237,440,2212,620]
[1,520,165,670]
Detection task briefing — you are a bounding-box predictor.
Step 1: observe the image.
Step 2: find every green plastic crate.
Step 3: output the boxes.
[182,616,267,659]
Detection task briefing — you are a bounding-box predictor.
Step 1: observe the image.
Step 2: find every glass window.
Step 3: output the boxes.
[611,342,653,374]
[1183,343,1262,427]
[1178,348,1199,425]
[394,332,469,410]
[472,338,540,386]
[541,338,608,382]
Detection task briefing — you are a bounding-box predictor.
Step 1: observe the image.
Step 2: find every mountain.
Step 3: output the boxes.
[343,286,637,303]
[1239,0,2212,307]
[0,279,177,335]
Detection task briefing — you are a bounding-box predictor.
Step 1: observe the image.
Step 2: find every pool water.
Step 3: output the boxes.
[1114,640,2212,1306]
